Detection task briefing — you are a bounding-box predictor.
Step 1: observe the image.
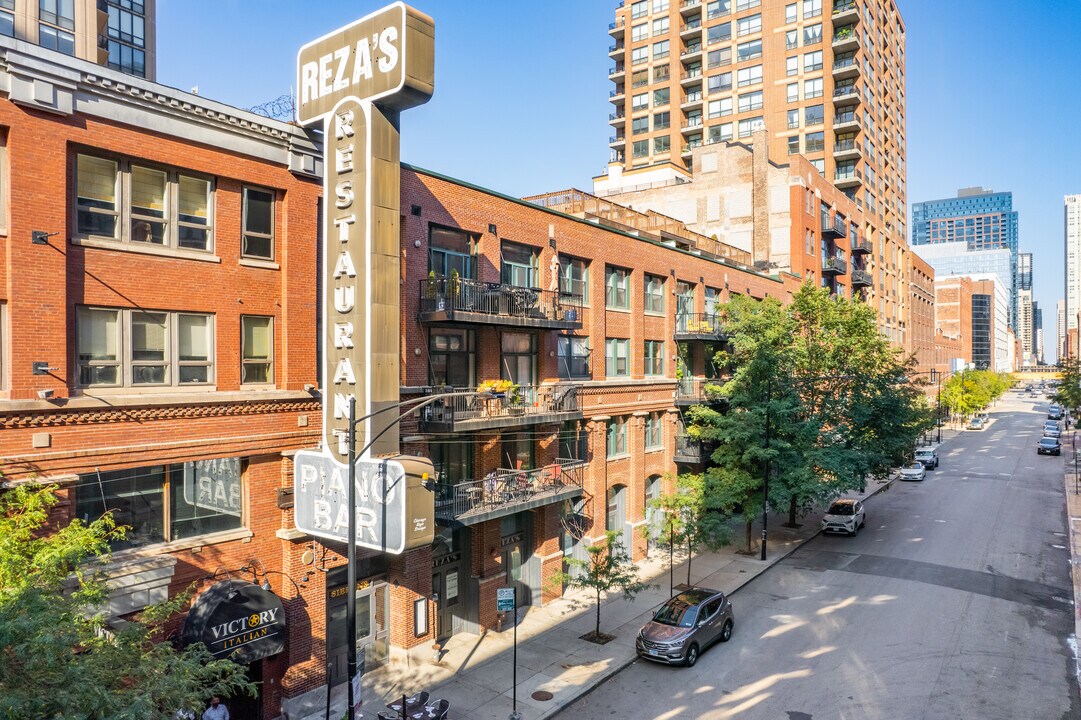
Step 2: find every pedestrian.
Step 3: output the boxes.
[202,696,229,720]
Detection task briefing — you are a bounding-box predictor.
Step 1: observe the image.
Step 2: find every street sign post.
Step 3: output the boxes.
[497,587,520,720]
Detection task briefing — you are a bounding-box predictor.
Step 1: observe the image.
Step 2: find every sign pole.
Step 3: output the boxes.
[511,588,519,720]
[347,395,358,720]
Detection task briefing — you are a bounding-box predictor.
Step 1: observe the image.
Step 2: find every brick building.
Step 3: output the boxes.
[907,250,935,379]
[933,275,974,368]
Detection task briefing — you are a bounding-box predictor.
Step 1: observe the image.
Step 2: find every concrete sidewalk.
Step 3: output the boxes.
[1062,429,1081,695]
[313,434,962,720]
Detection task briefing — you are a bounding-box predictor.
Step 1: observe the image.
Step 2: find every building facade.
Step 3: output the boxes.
[907,250,934,377]
[1066,194,1081,346]
[933,275,973,367]
[601,0,909,346]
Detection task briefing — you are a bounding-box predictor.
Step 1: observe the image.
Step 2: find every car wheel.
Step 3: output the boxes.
[849,525,858,536]
[684,644,699,667]
[720,620,733,642]
[859,515,866,528]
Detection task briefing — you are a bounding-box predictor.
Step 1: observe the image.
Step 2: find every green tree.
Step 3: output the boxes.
[650,473,732,586]
[1053,360,1081,414]
[561,531,653,641]
[0,484,254,719]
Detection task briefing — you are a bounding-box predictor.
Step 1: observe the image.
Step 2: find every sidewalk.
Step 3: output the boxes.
[1062,429,1081,695]
[313,436,960,720]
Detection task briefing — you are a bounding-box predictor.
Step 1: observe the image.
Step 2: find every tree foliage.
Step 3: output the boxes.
[1053,359,1081,413]
[0,484,254,719]
[673,284,933,550]
[649,473,732,585]
[940,369,1013,417]
[561,531,653,640]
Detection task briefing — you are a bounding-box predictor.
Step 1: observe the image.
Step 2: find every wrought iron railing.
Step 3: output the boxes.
[676,376,723,403]
[675,434,706,461]
[419,277,584,324]
[420,384,581,427]
[435,463,585,520]
[823,256,849,274]
[851,269,872,286]
[675,312,724,337]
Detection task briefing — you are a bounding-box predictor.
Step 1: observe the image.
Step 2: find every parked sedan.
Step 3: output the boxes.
[967,417,985,430]
[821,499,866,536]
[1037,437,1062,456]
[899,462,927,481]
[1044,423,1062,439]
[636,588,734,667]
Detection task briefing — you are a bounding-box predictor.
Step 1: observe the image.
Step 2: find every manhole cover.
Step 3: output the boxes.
[532,691,554,702]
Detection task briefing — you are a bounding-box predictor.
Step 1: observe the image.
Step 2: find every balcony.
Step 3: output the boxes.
[822,256,848,276]
[675,376,726,407]
[609,43,625,57]
[681,116,703,133]
[435,462,586,526]
[680,67,703,85]
[675,312,726,341]
[822,215,847,237]
[674,434,708,464]
[419,384,583,434]
[831,26,859,53]
[609,111,626,125]
[834,168,863,188]
[851,269,872,288]
[679,0,702,15]
[832,1,859,24]
[681,91,703,108]
[610,87,625,102]
[610,134,626,146]
[833,138,862,161]
[851,236,873,254]
[833,111,860,131]
[832,84,860,106]
[609,64,625,79]
[680,20,702,37]
[832,54,860,80]
[418,277,585,330]
[609,18,625,36]
[681,43,703,61]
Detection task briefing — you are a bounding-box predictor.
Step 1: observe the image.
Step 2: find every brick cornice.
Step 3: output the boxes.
[0,398,321,430]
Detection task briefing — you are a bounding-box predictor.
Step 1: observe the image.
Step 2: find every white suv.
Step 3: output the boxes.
[822,499,866,536]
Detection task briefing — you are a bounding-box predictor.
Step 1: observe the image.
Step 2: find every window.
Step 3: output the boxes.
[652,40,670,59]
[644,340,664,376]
[707,72,732,93]
[654,136,671,154]
[501,241,539,288]
[804,78,823,99]
[707,0,730,19]
[738,116,764,138]
[559,420,588,463]
[803,23,822,45]
[735,0,759,10]
[805,131,825,153]
[631,0,647,18]
[607,417,628,457]
[0,0,12,37]
[606,338,629,377]
[242,187,274,259]
[645,413,664,450]
[429,225,476,278]
[560,256,589,302]
[736,64,762,87]
[644,273,665,314]
[558,336,591,379]
[736,14,761,36]
[709,96,735,117]
[632,23,648,42]
[785,3,797,22]
[632,117,649,134]
[76,155,214,252]
[632,92,649,110]
[787,135,800,155]
[652,17,669,35]
[241,316,273,385]
[632,140,649,158]
[738,91,763,112]
[39,0,74,55]
[653,87,670,106]
[606,266,630,309]
[786,56,798,76]
[653,111,671,130]
[707,47,731,68]
[105,0,147,76]
[787,83,799,102]
[631,69,650,88]
[76,307,214,388]
[653,0,669,11]
[708,123,733,143]
[804,50,823,71]
[736,39,762,61]
[707,23,731,44]
[802,0,821,18]
[75,460,244,550]
[429,328,474,387]
[786,30,797,49]
[805,104,824,126]
[654,63,670,81]
[632,46,648,65]
[501,332,537,387]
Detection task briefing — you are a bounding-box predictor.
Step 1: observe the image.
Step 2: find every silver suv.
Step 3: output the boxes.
[822,498,866,535]
[636,588,734,667]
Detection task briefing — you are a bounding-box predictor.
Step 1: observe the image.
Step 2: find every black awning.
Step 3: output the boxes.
[182,579,286,664]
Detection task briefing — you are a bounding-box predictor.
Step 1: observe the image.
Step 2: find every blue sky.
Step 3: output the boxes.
[158,0,1081,361]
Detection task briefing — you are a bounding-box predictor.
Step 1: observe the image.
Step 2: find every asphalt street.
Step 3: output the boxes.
[560,393,1080,720]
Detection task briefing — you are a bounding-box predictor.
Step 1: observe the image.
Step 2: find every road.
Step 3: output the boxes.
[560,394,1080,720]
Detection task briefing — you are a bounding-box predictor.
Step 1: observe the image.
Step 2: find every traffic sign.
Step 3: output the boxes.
[496,587,516,613]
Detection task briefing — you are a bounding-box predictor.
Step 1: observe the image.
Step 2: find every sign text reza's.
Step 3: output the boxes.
[299,29,399,107]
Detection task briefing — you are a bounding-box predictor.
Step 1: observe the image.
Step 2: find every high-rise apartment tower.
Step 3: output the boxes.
[0,0,154,78]
[1066,195,1081,345]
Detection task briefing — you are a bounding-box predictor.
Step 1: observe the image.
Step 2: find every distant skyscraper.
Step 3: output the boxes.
[911,188,1019,329]
[1033,302,1043,365]
[1066,195,1081,343]
[1058,299,1067,362]
[1017,253,1033,362]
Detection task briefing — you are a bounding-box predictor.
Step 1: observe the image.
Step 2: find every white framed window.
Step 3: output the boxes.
[241,315,274,385]
[803,50,823,71]
[787,83,799,102]
[76,306,214,389]
[632,46,648,65]
[785,3,797,22]
[786,29,798,49]
[735,0,760,10]
[708,123,733,143]
[786,56,798,76]
[736,14,761,36]
[652,39,670,59]
[802,0,821,19]
[652,0,669,12]
[652,17,669,35]
[738,116,764,138]
[738,90,763,112]
[606,338,630,378]
[804,78,823,99]
[736,64,762,87]
[707,97,733,118]
[631,0,647,18]
[75,154,214,253]
[803,23,822,45]
[632,22,648,42]
[632,92,649,110]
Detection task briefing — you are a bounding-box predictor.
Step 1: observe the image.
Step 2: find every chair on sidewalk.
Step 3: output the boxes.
[410,698,450,720]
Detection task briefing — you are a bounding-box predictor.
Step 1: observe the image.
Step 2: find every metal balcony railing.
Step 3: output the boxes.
[434,462,585,522]
[822,256,848,274]
[851,269,872,287]
[675,312,725,338]
[676,376,724,404]
[419,276,585,326]
[675,434,707,462]
[852,236,873,254]
[420,384,581,429]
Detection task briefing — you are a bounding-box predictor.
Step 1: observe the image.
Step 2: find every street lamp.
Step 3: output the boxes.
[341,389,495,720]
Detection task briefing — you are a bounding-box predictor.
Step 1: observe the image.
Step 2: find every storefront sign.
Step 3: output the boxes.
[496,587,516,613]
[500,532,523,548]
[432,551,460,568]
[293,450,435,553]
[182,580,286,664]
[182,458,241,517]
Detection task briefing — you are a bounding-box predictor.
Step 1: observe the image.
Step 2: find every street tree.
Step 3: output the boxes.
[1053,359,1081,414]
[649,473,732,586]
[561,530,654,642]
[0,483,254,719]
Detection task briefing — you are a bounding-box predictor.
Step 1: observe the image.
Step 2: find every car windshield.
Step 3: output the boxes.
[905,463,923,470]
[1040,439,1058,446]
[916,450,932,457]
[652,597,700,628]
[828,503,854,515]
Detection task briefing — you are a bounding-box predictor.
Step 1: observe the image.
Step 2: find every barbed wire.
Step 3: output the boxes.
[247,94,296,122]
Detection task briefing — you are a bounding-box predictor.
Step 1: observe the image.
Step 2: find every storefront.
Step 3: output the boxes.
[431,529,469,643]
[325,561,390,687]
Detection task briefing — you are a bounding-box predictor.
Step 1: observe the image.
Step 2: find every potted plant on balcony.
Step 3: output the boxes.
[477,379,522,415]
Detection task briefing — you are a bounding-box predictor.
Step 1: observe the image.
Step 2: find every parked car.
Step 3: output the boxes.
[1049,408,1063,420]
[1037,437,1062,456]
[821,499,866,536]
[900,462,927,481]
[1043,423,1062,439]
[636,588,734,667]
[967,417,985,430]
[914,447,939,469]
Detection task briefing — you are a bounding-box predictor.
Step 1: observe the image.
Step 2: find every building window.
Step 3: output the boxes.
[738,117,764,138]
[75,460,245,550]
[707,0,730,19]
[631,69,649,88]
[105,0,147,77]
[786,56,798,76]
[558,336,591,379]
[738,91,763,112]
[644,273,665,314]
[39,0,74,55]
[632,22,648,42]
[736,65,762,87]
[631,0,647,19]
[785,2,797,22]
[631,46,648,65]
[654,136,671,154]
[606,338,630,377]
[805,104,824,126]
[654,63,670,81]
[241,187,275,259]
[0,0,13,37]
[76,307,214,388]
[787,83,799,102]
[707,48,731,69]
[785,29,797,49]
[708,123,733,143]
[802,0,821,18]
[644,340,664,376]
[707,98,732,118]
[632,116,649,135]
[501,241,539,288]
[736,40,762,62]
[707,23,731,44]
[429,225,476,278]
[607,417,628,457]
[804,78,823,99]
[653,111,671,131]
[76,155,214,252]
[653,87,670,106]
[707,72,732,93]
[736,14,761,36]
[559,420,588,463]
[652,0,669,11]
[652,39,670,60]
[241,316,273,385]
[632,140,649,159]
[787,109,800,130]
[501,332,537,387]
[645,412,664,450]
[803,23,822,45]
[632,92,649,111]
[735,0,760,10]
[606,266,630,309]
[652,17,669,35]
[803,50,823,72]
[559,256,589,302]
[429,328,474,387]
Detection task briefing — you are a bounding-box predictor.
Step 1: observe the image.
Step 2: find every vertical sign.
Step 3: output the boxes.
[296,2,435,462]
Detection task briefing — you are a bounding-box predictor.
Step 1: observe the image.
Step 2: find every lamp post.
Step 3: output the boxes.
[341,389,494,720]
[760,374,772,562]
